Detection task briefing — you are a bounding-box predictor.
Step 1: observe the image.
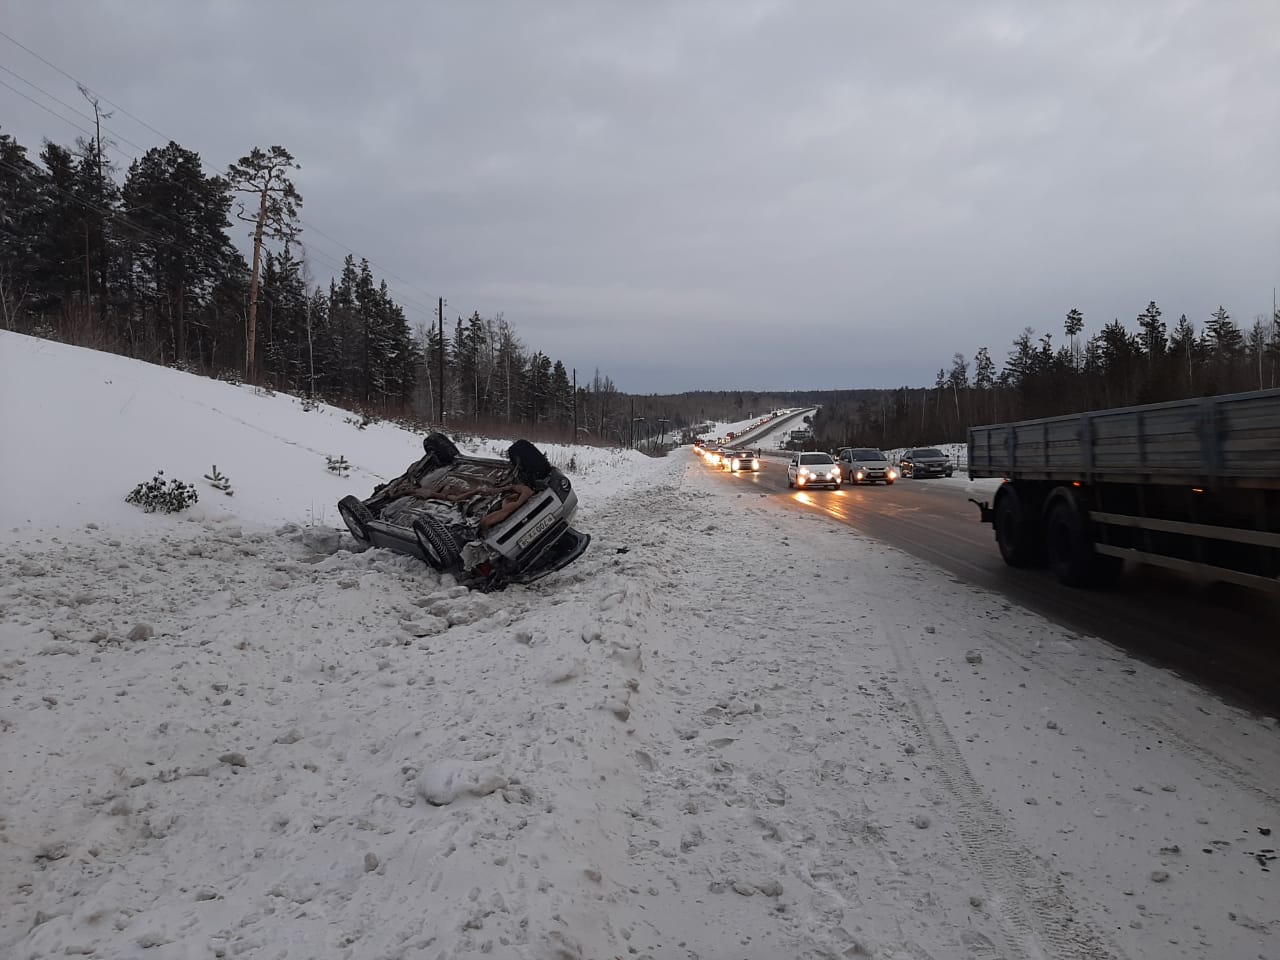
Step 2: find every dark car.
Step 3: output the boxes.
[338,433,590,590]
[898,447,953,479]
[836,447,897,484]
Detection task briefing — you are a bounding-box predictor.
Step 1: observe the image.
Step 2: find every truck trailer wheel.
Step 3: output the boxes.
[1044,494,1114,587]
[994,487,1040,567]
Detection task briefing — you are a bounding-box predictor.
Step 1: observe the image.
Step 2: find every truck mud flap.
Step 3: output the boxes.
[969,498,995,524]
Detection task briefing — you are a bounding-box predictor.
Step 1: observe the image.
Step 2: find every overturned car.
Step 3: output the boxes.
[338,433,590,589]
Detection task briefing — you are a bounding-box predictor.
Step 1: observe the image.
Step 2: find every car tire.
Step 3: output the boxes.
[787,477,794,488]
[413,514,462,572]
[508,439,552,484]
[423,432,459,465]
[338,495,373,549]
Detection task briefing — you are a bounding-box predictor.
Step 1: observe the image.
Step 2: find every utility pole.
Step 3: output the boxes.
[630,396,635,447]
[438,297,446,429]
[79,84,111,326]
[572,367,577,442]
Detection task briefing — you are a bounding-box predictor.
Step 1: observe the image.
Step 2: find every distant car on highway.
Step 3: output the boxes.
[787,452,841,489]
[837,447,897,484]
[722,449,760,472]
[898,448,953,478]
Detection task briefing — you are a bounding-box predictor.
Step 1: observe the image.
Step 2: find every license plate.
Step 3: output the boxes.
[517,513,556,549]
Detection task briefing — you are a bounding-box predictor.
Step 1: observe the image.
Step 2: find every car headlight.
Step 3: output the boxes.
[799,467,811,476]
[832,467,840,476]
[732,458,741,468]
[855,470,864,480]
[887,469,897,479]
[751,459,759,469]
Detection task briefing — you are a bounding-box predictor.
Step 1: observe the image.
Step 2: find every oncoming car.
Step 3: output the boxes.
[337,433,590,590]
[722,449,761,472]
[898,447,954,478]
[786,452,841,489]
[837,447,897,484]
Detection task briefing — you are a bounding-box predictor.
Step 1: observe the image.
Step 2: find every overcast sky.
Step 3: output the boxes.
[4,1,1278,393]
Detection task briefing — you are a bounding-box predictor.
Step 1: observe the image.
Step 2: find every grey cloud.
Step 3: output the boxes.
[4,0,1277,391]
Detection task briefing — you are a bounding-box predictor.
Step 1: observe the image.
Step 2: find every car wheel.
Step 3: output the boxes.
[413,515,462,572]
[338,495,373,549]
[508,439,552,484]
[423,432,459,465]
[787,477,794,488]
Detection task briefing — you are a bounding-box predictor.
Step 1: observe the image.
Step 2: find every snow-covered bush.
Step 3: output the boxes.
[125,470,200,513]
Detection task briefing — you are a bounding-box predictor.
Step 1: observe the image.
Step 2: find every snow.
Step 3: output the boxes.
[2,330,1278,960]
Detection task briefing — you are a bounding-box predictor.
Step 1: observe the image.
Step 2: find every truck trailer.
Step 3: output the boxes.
[968,388,1280,592]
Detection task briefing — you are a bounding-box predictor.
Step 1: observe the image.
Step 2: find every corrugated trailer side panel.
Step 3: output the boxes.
[1220,391,1280,482]
[968,388,1280,489]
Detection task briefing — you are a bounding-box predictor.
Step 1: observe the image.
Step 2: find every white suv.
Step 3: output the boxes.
[786,452,841,489]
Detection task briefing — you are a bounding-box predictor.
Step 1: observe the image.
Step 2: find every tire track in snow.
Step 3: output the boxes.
[884,622,1124,960]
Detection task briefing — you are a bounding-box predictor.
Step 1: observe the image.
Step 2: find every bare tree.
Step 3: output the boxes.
[228,146,302,381]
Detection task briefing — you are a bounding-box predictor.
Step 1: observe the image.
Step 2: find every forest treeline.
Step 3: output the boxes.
[810,301,1280,451]
[3,127,1276,451]
[0,128,647,444]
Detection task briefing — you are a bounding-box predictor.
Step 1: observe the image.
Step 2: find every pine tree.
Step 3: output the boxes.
[1205,305,1244,358]
[1168,313,1197,391]
[1064,308,1084,371]
[0,133,44,329]
[227,146,302,382]
[29,143,88,317]
[1136,300,1166,363]
[550,360,572,427]
[121,142,235,364]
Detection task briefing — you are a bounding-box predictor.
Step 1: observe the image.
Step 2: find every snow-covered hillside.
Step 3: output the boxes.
[2,332,1278,960]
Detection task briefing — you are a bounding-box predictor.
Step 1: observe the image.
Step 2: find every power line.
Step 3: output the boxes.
[0,28,444,320]
[0,27,172,144]
[0,76,96,142]
[0,80,259,262]
[0,62,152,156]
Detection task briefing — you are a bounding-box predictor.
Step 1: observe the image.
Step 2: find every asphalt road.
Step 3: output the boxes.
[705,454,1280,715]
